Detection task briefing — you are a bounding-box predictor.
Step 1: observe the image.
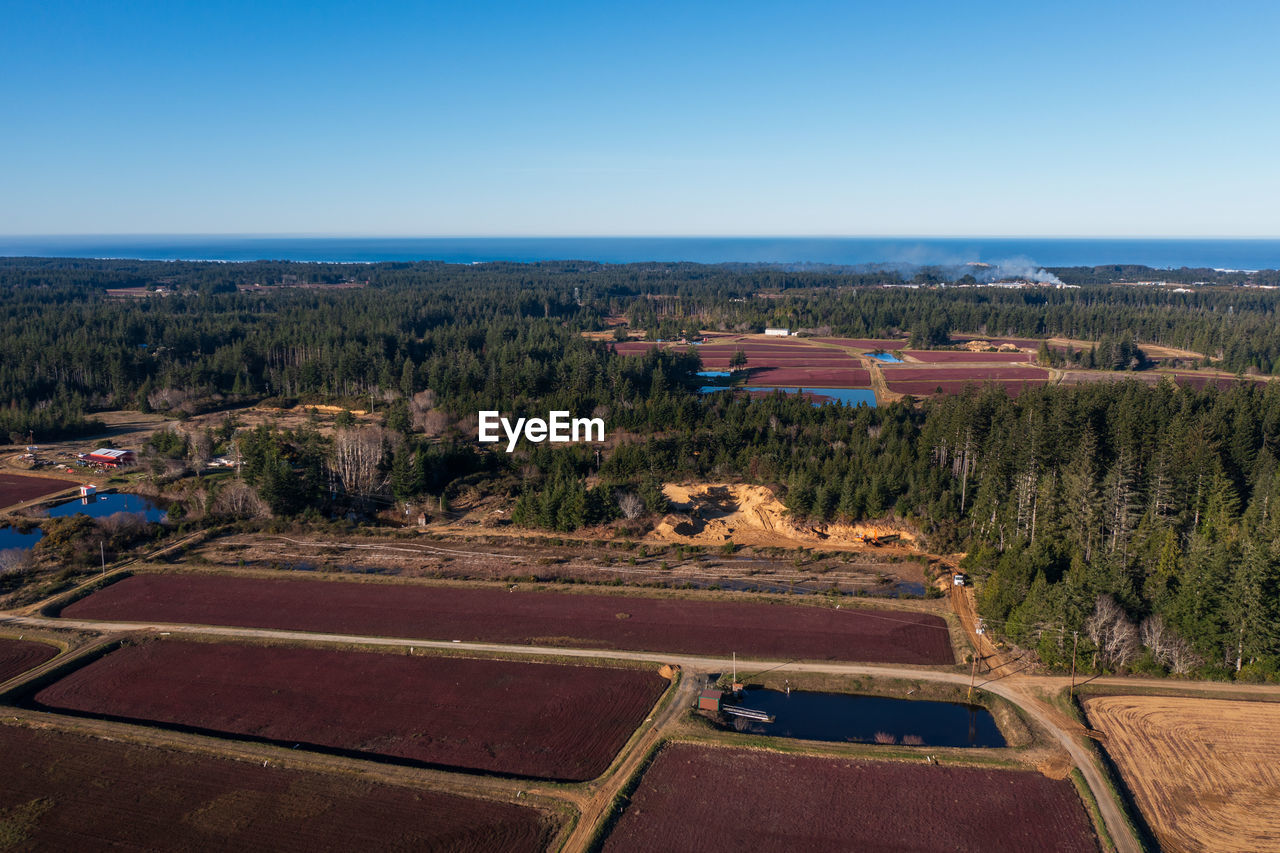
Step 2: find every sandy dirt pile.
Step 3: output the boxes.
[649,483,917,551]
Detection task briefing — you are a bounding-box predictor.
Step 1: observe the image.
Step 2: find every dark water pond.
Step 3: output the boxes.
[0,493,167,554]
[728,688,1005,748]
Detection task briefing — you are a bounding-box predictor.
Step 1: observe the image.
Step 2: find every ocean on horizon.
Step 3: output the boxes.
[2,236,1279,270]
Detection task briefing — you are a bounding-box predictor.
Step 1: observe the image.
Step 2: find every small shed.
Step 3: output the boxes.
[697,689,723,712]
[79,484,96,497]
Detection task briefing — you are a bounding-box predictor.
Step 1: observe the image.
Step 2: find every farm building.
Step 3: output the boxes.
[85,449,135,467]
[764,328,791,337]
[697,689,723,712]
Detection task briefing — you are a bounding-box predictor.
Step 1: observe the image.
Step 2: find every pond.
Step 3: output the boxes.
[725,688,1005,748]
[696,370,732,378]
[865,352,904,363]
[0,492,168,554]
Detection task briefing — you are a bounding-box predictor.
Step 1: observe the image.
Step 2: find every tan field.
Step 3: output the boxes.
[1084,694,1280,852]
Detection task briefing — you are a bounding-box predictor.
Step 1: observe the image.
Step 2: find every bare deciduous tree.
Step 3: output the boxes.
[409,390,445,434]
[1086,595,1140,669]
[617,491,644,519]
[330,427,389,502]
[212,480,270,519]
[1140,614,1203,674]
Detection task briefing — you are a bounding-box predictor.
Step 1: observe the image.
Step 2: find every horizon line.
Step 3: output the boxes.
[4,233,1280,241]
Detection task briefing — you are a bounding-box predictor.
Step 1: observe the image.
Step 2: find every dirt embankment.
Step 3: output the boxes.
[649,483,917,552]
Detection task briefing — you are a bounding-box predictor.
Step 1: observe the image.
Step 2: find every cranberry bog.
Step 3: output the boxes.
[887,379,1050,398]
[59,573,954,664]
[0,637,58,683]
[28,639,668,782]
[746,366,871,387]
[0,722,555,852]
[882,366,1048,382]
[0,472,71,507]
[906,350,1034,363]
[601,744,1099,853]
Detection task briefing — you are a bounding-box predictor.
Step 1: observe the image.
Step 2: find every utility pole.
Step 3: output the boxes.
[100,541,106,577]
[1069,630,1080,700]
[967,654,977,702]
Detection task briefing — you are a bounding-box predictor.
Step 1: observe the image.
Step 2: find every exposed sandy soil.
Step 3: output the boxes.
[1084,694,1280,853]
[652,482,918,552]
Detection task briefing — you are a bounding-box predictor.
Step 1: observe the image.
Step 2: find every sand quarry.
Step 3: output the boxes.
[650,483,916,551]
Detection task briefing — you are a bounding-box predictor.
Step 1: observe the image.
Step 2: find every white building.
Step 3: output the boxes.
[764,328,790,337]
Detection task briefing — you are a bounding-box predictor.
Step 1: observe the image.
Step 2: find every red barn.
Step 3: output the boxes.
[86,448,135,467]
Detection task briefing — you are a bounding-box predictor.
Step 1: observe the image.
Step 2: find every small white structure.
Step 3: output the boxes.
[79,484,96,497]
[953,573,966,587]
[764,328,791,337]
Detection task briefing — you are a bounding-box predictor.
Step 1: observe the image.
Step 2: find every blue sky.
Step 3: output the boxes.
[2,1,1277,237]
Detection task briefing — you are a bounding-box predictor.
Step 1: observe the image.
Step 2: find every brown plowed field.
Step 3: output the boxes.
[1084,694,1280,853]
[62,573,953,664]
[0,722,555,851]
[0,472,71,507]
[0,637,58,682]
[34,640,667,781]
[602,743,1098,852]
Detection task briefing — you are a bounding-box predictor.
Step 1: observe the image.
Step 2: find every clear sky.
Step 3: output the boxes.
[3,1,1277,237]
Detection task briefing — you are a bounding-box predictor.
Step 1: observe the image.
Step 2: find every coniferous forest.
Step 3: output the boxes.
[3,256,1280,679]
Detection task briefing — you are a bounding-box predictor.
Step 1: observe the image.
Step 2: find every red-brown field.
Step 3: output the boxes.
[0,472,71,507]
[0,723,555,852]
[602,744,1099,853]
[0,637,58,683]
[881,366,1048,381]
[60,574,954,664]
[906,350,1034,363]
[888,378,1049,397]
[746,366,871,387]
[33,640,667,781]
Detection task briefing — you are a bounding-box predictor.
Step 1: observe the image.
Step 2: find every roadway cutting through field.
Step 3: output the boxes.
[0,611,1164,853]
